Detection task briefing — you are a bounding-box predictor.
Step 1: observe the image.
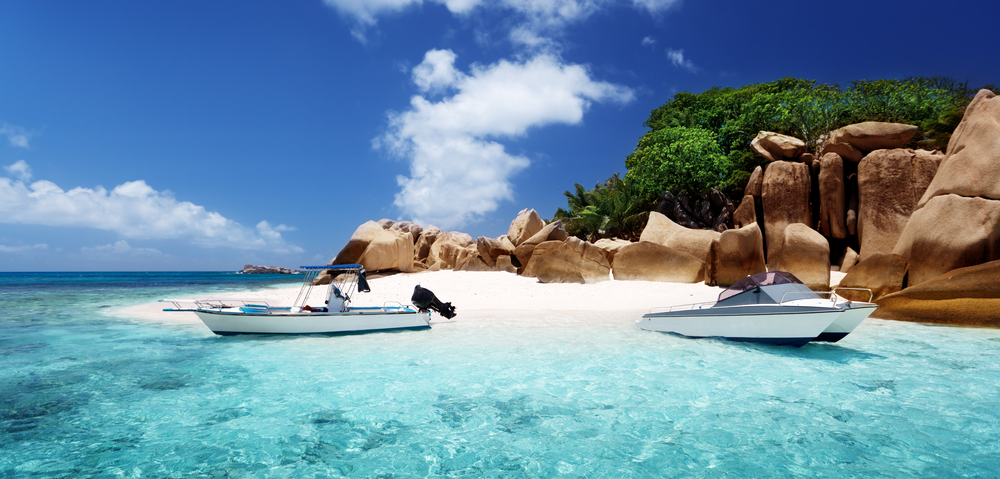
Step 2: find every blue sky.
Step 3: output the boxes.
[1,0,997,271]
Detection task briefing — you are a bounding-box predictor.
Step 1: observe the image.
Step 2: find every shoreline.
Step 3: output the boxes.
[118,270,849,325]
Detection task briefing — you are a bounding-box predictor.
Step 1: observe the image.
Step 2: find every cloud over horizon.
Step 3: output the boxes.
[0,163,303,253]
[81,240,163,257]
[379,50,634,229]
[0,243,47,253]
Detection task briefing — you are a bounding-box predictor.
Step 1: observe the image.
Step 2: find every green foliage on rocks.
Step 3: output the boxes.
[555,76,992,240]
[554,174,649,241]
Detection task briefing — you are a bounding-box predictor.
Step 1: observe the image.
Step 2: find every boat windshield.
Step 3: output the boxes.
[718,271,805,302]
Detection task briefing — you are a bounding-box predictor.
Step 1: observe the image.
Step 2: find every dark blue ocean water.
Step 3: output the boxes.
[1,272,999,478]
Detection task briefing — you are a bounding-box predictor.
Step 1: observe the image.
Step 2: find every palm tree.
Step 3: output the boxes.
[590,174,650,241]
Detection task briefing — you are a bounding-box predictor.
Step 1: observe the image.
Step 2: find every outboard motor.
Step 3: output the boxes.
[411,285,456,319]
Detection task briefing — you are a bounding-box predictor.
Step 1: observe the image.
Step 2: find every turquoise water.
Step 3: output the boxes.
[2,273,999,478]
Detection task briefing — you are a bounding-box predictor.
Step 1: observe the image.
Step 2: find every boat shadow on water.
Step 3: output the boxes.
[195,327,433,342]
[736,337,886,363]
[656,331,886,363]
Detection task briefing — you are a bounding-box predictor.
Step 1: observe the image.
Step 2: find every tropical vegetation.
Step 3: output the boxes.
[555,76,997,241]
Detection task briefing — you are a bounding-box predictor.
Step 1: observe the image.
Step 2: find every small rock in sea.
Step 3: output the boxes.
[238,264,296,274]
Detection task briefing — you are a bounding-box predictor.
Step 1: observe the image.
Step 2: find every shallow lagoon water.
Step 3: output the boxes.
[2,273,999,477]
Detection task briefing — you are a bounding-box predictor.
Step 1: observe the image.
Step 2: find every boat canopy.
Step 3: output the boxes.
[298,265,370,292]
[292,265,371,309]
[717,271,818,306]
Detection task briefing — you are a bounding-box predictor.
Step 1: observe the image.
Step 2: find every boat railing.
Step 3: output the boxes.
[832,287,874,303]
[648,301,716,314]
[777,291,836,305]
[159,298,275,311]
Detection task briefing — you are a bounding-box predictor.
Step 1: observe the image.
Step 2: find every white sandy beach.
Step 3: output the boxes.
[120,270,849,329]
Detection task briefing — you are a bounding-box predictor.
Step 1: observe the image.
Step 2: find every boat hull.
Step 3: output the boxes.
[638,305,843,347]
[193,309,431,335]
[814,302,878,342]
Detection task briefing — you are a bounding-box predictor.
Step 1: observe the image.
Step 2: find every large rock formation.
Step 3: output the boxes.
[751,131,807,161]
[856,149,938,260]
[733,195,757,228]
[829,122,919,152]
[389,221,423,243]
[875,260,1000,327]
[593,238,632,263]
[820,141,863,163]
[522,238,611,284]
[356,228,416,273]
[839,247,859,273]
[707,222,766,287]
[639,211,719,264]
[918,89,1000,205]
[331,221,384,265]
[476,235,515,267]
[329,220,415,273]
[507,209,545,247]
[773,224,830,291]
[818,152,847,239]
[426,231,475,271]
[761,161,811,261]
[512,220,569,267]
[891,194,1000,286]
[612,242,705,283]
[415,225,442,263]
[495,255,518,274]
[744,165,763,198]
[836,253,908,302]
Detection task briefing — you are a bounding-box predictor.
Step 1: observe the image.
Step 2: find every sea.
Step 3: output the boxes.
[1,272,999,478]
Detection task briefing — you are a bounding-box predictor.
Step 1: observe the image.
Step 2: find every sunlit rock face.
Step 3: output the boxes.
[760,160,811,263]
[773,223,830,291]
[856,149,937,261]
[876,259,1000,327]
[828,121,919,152]
[612,241,704,283]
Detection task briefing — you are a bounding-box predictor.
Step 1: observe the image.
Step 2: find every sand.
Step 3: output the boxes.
[120,270,850,329]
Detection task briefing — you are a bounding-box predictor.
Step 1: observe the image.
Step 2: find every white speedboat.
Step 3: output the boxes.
[161,265,431,335]
[815,287,878,342]
[637,271,876,347]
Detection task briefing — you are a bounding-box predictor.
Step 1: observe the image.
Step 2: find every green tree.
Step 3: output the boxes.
[554,75,992,239]
[624,126,733,198]
[588,174,649,241]
[554,183,604,239]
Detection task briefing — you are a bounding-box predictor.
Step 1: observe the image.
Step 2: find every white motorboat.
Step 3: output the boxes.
[161,265,431,335]
[815,288,878,342]
[637,271,877,347]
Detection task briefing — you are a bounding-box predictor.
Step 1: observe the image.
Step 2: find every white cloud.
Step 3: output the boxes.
[508,25,563,52]
[641,36,656,47]
[323,0,482,41]
[502,0,604,27]
[632,0,681,14]
[0,165,303,253]
[1,124,30,149]
[666,48,697,72]
[4,160,31,181]
[324,0,676,46]
[0,243,47,253]
[81,240,161,257]
[379,50,633,228]
[412,49,462,93]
